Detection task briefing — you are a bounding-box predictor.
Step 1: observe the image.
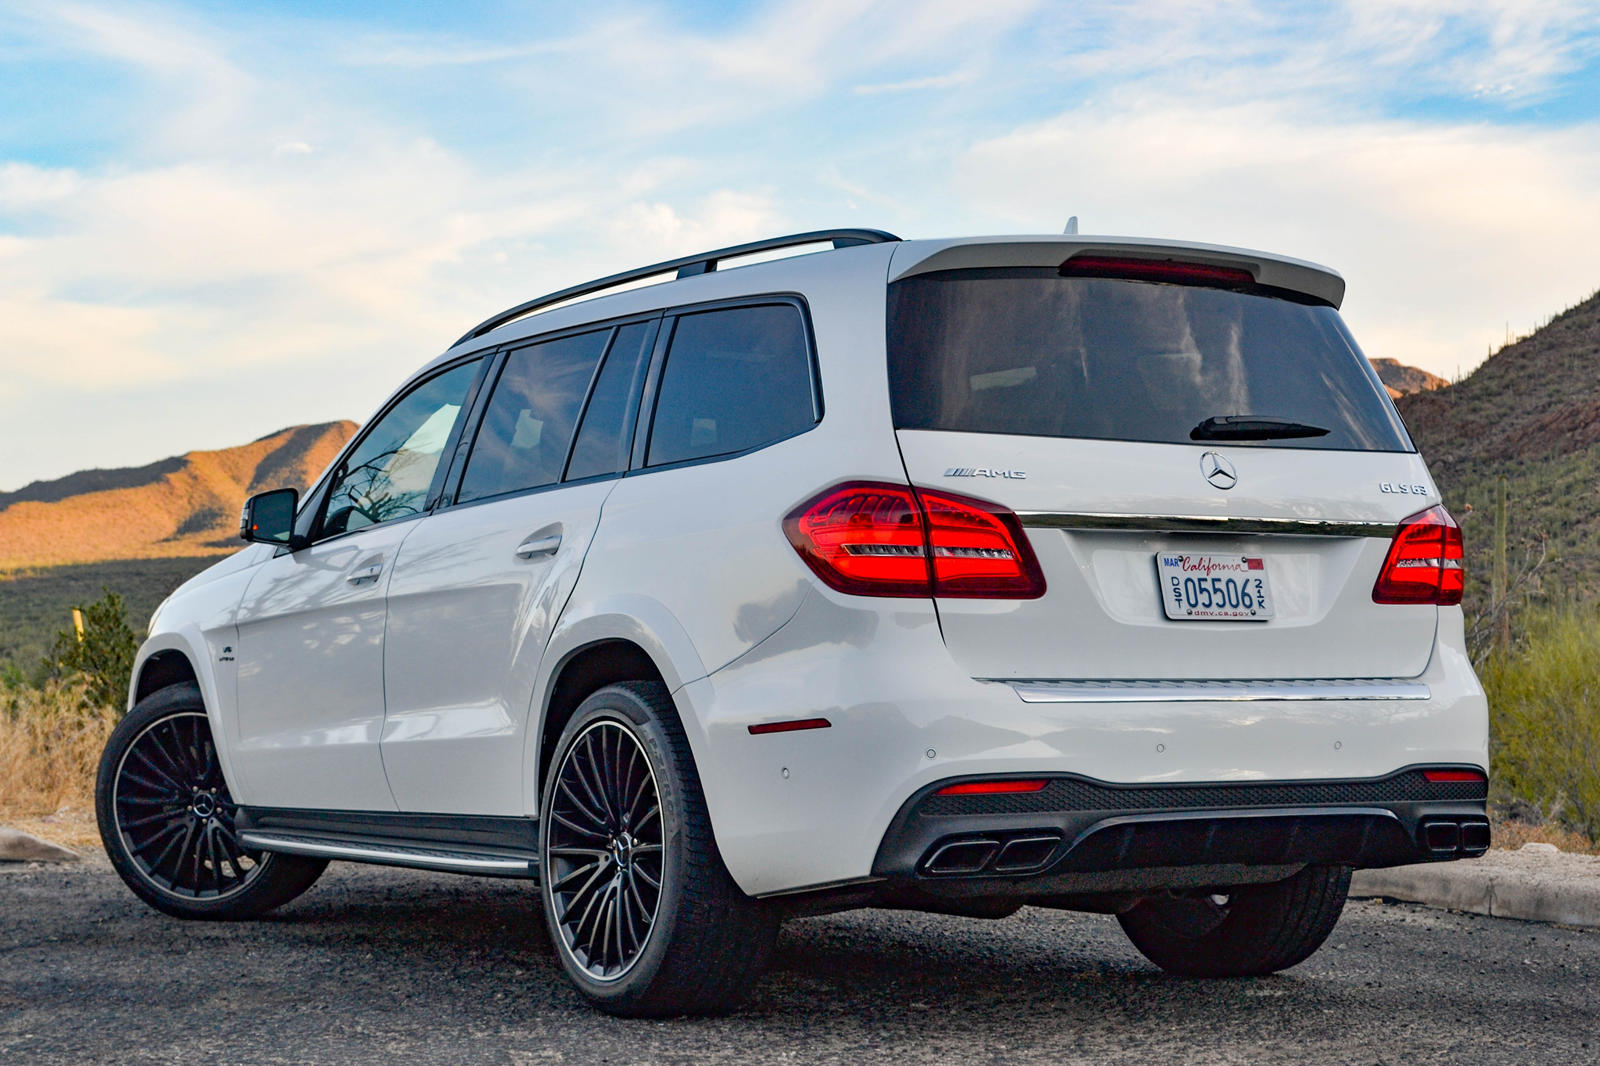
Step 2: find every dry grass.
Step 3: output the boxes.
[1,679,117,849]
[1489,815,1600,856]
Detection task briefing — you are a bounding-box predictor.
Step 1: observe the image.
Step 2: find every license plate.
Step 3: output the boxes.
[1155,553,1274,621]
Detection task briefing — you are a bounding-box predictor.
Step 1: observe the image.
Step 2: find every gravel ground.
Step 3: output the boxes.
[2,857,1597,1066]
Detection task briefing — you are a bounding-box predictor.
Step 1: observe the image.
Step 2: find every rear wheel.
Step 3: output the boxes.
[96,683,327,920]
[1117,864,1351,977]
[539,681,777,1016]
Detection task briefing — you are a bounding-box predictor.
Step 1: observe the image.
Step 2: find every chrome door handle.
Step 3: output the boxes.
[514,534,562,559]
[346,563,383,583]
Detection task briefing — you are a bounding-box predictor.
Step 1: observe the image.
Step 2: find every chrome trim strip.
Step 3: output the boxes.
[238,832,535,874]
[1017,512,1396,538]
[997,678,1432,704]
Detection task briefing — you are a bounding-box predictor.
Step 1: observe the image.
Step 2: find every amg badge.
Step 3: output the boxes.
[944,467,1027,479]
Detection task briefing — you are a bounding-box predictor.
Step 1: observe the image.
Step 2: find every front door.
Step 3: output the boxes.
[231,358,483,810]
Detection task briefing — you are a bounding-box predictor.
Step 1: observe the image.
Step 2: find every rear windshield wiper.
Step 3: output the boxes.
[1190,415,1331,441]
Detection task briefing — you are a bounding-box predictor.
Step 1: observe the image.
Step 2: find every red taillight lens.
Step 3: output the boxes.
[1422,769,1486,783]
[784,482,1046,599]
[783,483,929,596]
[1372,504,1464,606]
[934,779,1050,796]
[919,489,1048,598]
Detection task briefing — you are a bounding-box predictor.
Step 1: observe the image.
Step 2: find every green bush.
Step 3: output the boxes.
[1480,604,1600,840]
[42,588,138,711]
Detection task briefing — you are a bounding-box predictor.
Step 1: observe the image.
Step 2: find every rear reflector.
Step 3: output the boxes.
[747,718,832,735]
[784,482,1045,599]
[1422,769,1487,783]
[1372,504,1464,606]
[1061,254,1257,290]
[934,779,1050,796]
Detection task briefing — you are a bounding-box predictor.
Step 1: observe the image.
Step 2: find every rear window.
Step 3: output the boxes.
[887,269,1412,452]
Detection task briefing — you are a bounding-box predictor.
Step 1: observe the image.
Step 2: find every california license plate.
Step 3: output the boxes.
[1156,553,1274,621]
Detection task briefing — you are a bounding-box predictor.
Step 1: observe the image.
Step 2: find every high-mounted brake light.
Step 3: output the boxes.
[1061,254,1257,289]
[1372,504,1464,606]
[935,779,1050,796]
[783,482,1046,599]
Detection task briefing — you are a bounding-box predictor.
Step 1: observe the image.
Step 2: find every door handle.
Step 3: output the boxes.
[514,534,562,559]
[346,563,383,583]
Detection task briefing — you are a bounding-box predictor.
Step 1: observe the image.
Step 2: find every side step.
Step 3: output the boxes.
[235,806,540,880]
[238,831,538,879]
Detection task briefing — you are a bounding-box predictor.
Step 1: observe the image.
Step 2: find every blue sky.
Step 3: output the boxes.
[3,0,1599,489]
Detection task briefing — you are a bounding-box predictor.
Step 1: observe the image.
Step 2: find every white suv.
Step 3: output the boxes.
[97,229,1490,1015]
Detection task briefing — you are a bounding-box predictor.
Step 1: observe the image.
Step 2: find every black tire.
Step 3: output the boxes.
[538,681,778,1017]
[96,682,328,921]
[1117,864,1351,977]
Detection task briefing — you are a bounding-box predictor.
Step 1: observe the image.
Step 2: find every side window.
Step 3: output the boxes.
[645,304,815,467]
[564,321,652,482]
[320,359,479,539]
[457,329,610,503]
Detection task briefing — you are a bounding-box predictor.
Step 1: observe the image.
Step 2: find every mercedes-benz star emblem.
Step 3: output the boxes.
[1201,451,1237,490]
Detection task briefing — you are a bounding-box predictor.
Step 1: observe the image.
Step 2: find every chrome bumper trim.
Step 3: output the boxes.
[995,677,1432,703]
[1017,512,1396,538]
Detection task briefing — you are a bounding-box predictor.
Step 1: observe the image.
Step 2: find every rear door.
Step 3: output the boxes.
[887,254,1440,682]
[380,319,655,814]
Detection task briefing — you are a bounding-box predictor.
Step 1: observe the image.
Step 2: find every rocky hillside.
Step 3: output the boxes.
[1396,289,1600,630]
[0,422,355,570]
[1371,358,1448,399]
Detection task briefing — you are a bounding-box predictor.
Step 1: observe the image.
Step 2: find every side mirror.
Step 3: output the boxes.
[239,488,300,547]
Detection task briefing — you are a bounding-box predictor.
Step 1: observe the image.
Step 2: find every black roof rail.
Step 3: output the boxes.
[453,227,900,347]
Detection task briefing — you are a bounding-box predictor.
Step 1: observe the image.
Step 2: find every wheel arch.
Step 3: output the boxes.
[127,631,246,799]
[524,600,709,815]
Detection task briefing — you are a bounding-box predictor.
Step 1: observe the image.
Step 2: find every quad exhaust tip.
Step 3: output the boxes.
[1421,818,1490,858]
[921,832,1062,877]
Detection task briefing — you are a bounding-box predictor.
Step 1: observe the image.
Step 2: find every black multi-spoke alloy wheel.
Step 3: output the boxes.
[1118,864,1352,977]
[539,681,777,1016]
[96,683,327,920]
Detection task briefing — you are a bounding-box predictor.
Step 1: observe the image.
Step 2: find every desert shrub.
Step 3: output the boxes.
[43,588,138,709]
[0,678,118,818]
[1481,604,1600,840]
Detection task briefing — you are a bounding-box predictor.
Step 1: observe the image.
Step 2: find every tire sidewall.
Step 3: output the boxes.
[538,685,689,1007]
[95,683,289,920]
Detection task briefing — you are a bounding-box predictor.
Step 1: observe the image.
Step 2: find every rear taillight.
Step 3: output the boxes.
[1060,254,1257,289]
[784,482,1046,599]
[1372,504,1464,606]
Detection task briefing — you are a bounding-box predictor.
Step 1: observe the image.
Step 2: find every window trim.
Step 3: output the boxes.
[436,311,665,513]
[301,352,493,548]
[634,294,823,474]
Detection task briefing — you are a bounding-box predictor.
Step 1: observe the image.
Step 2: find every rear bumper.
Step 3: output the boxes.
[870,766,1488,899]
[680,591,1487,898]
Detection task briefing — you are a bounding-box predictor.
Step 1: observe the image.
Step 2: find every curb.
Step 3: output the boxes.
[0,826,82,863]
[1351,851,1600,929]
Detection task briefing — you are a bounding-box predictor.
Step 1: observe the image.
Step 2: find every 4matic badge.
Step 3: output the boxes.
[944,467,1027,479]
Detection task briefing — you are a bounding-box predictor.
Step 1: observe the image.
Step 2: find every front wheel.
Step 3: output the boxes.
[539,681,777,1016]
[1117,864,1351,977]
[96,683,327,920]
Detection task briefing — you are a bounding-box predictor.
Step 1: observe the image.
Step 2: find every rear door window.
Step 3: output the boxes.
[887,269,1412,452]
[646,303,816,467]
[458,329,609,502]
[565,321,654,482]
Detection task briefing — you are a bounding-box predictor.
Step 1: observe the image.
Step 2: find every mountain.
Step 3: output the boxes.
[1371,358,1448,399]
[0,422,356,571]
[1396,288,1600,628]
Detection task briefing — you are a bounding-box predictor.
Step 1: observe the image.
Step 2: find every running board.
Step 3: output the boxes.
[235,807,540,880]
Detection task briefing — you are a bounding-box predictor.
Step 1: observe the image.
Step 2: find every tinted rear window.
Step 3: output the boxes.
[646,304,816,467]
[887,269,1412,452]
